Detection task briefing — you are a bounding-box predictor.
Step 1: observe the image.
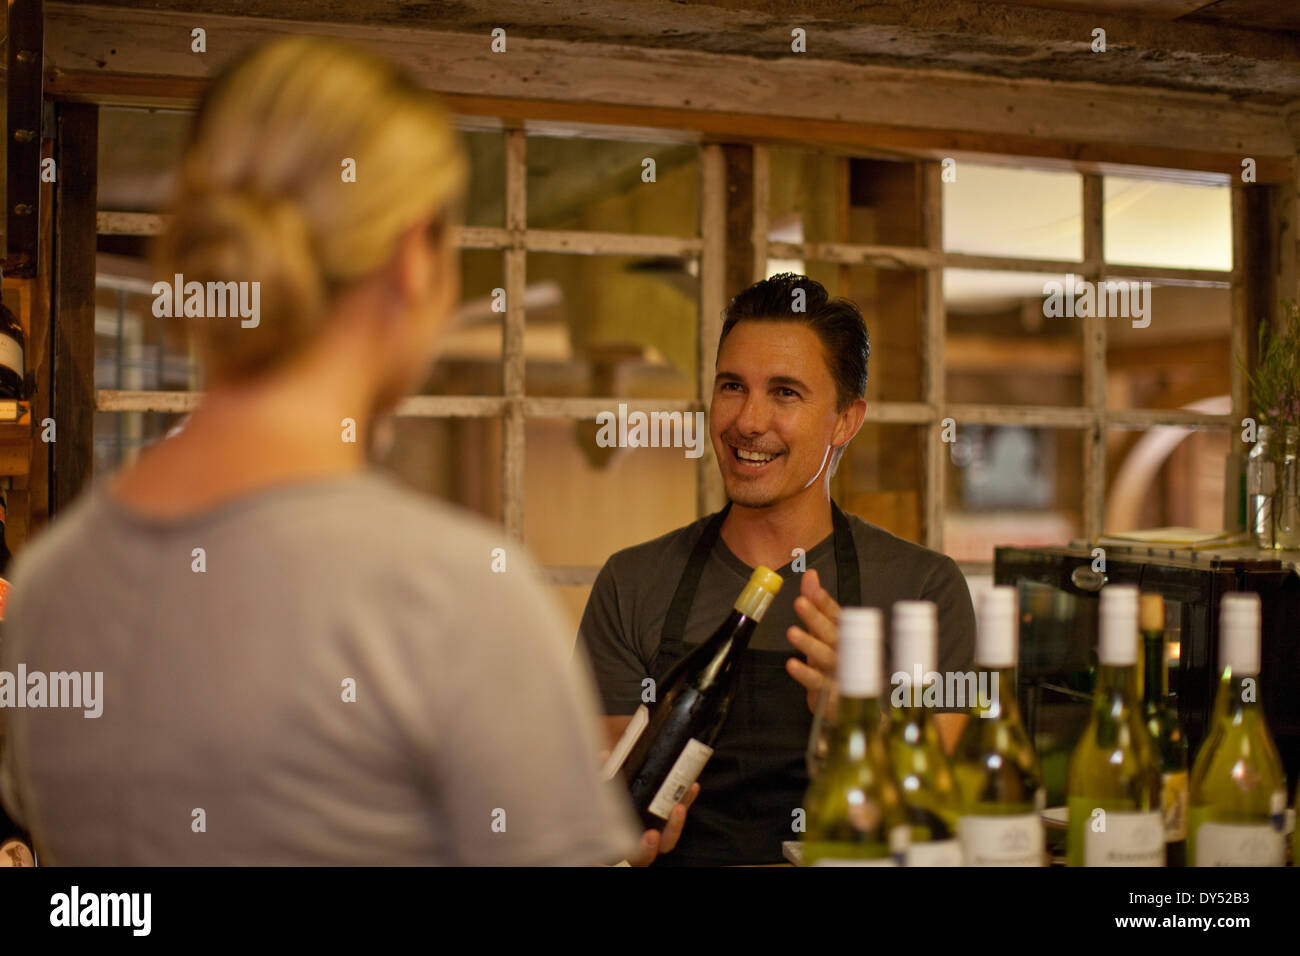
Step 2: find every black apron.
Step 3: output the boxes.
[650,500,861,866]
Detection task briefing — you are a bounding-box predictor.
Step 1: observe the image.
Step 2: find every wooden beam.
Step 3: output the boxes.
[502,129,526,539]
[698,144,727,516]
[43,4,1297,181]
[723,145,755,299]
[51,101,98,513]
[1082,174,1106,541]
[921,162,945,552]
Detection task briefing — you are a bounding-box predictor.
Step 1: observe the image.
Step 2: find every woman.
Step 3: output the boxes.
[0,37,640,865]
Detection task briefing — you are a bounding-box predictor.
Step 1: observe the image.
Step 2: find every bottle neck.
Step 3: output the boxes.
[837,694,885,734]
[1213,667,1263,721]
[971,664,1018,720]
[1095,662,1139,702]
[1140,630,1168,707]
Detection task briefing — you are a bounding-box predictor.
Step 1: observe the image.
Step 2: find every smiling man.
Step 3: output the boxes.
[578,273,976,866]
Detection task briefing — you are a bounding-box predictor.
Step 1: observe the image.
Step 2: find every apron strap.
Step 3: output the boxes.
[653,499,861,678]
[653,502,731,678]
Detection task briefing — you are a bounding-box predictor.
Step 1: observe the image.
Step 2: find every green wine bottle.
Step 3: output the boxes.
[889,600,963,866]
[953,586,1045,866]
[1138,593,1189,867]
[1066,584,1164,867]
[802,607,909,866]
[1187,593,1287,866]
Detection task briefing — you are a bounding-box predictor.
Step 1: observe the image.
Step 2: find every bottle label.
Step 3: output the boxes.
[646,738,713,819]
[1194,822,1285,866]
[0,576,10,622]
[1161,771,1188,842]
[959,813,1045,866]
[905,837,962,867]
[1085,810,1165,866]
[0,336,21,379]
[599,705,649,781]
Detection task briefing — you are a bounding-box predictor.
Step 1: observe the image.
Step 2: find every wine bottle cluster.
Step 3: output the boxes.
[803,583,1297,867]
[803,590,1047,866]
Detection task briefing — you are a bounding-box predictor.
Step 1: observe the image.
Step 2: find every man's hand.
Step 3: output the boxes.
[785,568,841,719]
[628,783,700,866]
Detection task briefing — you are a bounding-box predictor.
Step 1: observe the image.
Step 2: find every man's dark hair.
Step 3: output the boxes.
[718,273,869,410]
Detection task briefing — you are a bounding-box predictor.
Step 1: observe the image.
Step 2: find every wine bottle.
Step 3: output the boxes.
[0,293,25,404]
[1138,593,1189,866]
[802,607,909,865]
[1066,584,1164,867]
[602,566,783,828]
[887,600,963,866]
[953,586,1046,866]
[0,488,34,866]
[1187,593,1287,866]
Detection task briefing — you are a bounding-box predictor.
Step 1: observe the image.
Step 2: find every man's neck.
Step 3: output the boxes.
[719,490,834,572]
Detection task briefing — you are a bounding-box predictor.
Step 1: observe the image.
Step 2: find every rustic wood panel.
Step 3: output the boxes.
[42,4,1297,181]
[51,101,97,513]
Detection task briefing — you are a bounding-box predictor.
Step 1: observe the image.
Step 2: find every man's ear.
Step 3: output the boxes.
[832,397,867,450]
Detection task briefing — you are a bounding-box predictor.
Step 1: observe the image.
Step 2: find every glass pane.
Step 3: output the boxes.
[420,249,503,396]
[943,164,1082,261]
[837,423,924,544]
[93,410,187,472]
[460,130,504,228]
[1104,285,1231,411]
[944,426,1084,563]
[525,252,696,399]
[1104,425,1231,535]
[526,135,698,236]
[945,269,1082,407]
[99,108,190,213]
[523,417,698,566]
[1104,177,1231,270]
[377,415,499,524]
[769,151,921,248]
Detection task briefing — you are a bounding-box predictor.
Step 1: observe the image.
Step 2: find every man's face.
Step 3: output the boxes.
[710,320,845,509]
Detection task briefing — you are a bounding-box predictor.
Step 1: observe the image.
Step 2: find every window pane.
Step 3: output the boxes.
[769,151,922,248]
[837,423,925,544]
[1103,177,1231,270]
[419,249,504,396]
[525,252,696,399]
[524,417,698,565]
[1104,286,1230,411]
[944,426,1084,563]
[1104,424,1231,534]
[943,164,1082,261]
[945,269,1082,407]
[460,130,505,228]
[377,416,499,524]
[526,135,698,236]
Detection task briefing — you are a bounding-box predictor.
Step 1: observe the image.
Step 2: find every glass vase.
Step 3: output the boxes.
[1247,424,1300,550]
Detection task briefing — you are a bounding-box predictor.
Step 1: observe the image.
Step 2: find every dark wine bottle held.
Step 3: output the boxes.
[602,566,783,829]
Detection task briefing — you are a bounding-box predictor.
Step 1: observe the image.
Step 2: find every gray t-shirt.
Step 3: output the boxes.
[0,470,641,865]
[578,510,977,714]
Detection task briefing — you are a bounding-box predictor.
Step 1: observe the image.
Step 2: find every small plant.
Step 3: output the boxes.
[1239,302,1300,429]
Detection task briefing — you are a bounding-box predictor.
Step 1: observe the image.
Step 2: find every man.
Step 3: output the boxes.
[579,273,976,866]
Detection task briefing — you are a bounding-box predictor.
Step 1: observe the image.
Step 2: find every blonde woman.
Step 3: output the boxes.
[0,37,641,865]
